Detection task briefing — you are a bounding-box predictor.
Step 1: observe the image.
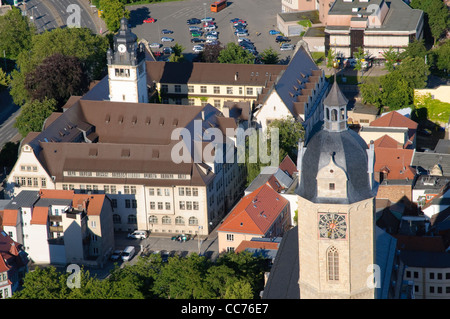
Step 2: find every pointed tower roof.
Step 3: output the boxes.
[323,78,348,107]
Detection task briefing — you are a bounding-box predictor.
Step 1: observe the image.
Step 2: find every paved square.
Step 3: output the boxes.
[127,0,299,62]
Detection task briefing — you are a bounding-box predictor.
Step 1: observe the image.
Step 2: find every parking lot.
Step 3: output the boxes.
[127,0,298,62]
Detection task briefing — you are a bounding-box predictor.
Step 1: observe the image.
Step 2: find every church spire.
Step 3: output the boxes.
[323,73,348,132]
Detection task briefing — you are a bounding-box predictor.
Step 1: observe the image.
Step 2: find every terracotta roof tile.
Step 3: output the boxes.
[39,189,74,200]
[30,206,49,225]
[370,111,418,130]
[2,209,18,227]
[218,184,289,235]
[72,194,106,216]
[373,134,402,149]
[374,148,415,180]
[235,240,279,253]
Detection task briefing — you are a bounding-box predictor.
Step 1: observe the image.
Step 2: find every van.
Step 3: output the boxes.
[121,246,135,261]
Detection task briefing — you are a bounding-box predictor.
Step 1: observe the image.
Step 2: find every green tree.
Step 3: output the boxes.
[260,47,280,64]
[380,72,412,110]
[326,49,336,69]
[267,116,305,164]
[13,266,71,299]
[401,39,428,59]
[0,7,35,60]
[223,280,254,299]
[411,0,449,44]
[14,98,57,138]
[9,27,109,106]
[381,46,402,72]
[353,47,365,79]
[218,43,254,64]
[396,56,430,89]
[359,79,382,108]
[432,39,450,72]
[0,67,10,91]
[99,0,130,32]
[168,43,186,63]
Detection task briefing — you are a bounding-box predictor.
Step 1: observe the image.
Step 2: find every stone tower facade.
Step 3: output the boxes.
[107,18,148,103]
[296,79,377,299]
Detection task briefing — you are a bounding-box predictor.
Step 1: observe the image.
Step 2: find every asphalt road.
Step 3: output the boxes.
[0,91,20,150]
[127,0,299,62]
[23,0,60,33]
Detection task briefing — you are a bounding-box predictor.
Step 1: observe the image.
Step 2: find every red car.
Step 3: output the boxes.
[143,18,155,23]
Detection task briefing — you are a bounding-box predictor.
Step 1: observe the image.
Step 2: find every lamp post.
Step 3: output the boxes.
[198,226,203,255]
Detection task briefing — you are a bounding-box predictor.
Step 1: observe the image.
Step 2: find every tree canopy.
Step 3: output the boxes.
[13,251,269,299]
[217,43,255,64]
[0,7,35,60]
[13,98,57,138]
[99,0,130,33]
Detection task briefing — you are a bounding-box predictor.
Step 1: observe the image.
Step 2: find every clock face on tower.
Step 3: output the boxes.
[118,44,127,53]
[318,213,347,239]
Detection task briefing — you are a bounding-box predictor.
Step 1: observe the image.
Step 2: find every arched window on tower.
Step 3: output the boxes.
[327,246,339,281]
[331,109,338,121]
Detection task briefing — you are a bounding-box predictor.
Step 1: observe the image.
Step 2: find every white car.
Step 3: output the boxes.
[204,25,216,31]
[206,31,218,36]
[206,34,218,40]
[236,31,248,37]
[149,42,161,49]
[238,37,252,43]
[201,17,214,22]
[280,44,295,51]
[193,45,204,53]
[189,26,202,32]
[127,230,148,239]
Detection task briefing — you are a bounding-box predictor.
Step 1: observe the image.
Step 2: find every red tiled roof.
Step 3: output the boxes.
[218,184,289,235]
[2,209,18,227]
[370,111,418,130]
[72,194,106,216]
[30,206,49,225]
[374,148,416,180]
[373,135,402,149]
[278,155,297,177]
[0,254,10,273]
[39,189,74,200]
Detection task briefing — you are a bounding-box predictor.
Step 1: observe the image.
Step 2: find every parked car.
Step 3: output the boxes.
[234,21,247,27]
[238,37,252,43]
[161,37,174,42]
[189,26,202,32]
[236,31,249,37]
[275,35,291,43]
[206,39,219,44]
[204,25,216,32]
[269,29,280,35]
[171,234,191,242]
[280,43,294,51]
[127,230,148,239]
[191,37,206,43]
[193,45,204,53]
[203,21,215,27]
[187,18,201,25]
[201,17,214,22]
[191,31,203,37]
[206,34,218,40]
[230,18,240,23]
[234,28,247,34]
[233,23,246,29]
[149,42,161,49]
[206,31,218,36]
[110,250,122,261]
[163,47,173,54]
[161,29,173,34]
[143,18,155,23]
[121,246,136,261]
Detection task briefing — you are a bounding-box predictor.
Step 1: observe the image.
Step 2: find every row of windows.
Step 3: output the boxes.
[15,177,47,188]
[406,271,450,280]
[20,165,38,172]
[161,84,257,96]
[63,172,189,180]
[149,201,200,210]
[148,187,199,197]
[148,215,199,226]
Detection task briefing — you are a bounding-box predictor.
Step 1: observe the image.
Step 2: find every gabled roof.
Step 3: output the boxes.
[2,209,18,227]
[373,134,402,149]
[370,111,418,130]
[218,184,289,235]
[73,194,106,216]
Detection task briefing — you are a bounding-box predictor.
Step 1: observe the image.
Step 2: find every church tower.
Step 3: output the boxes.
[296,79,377,299]
[107,18,148,103]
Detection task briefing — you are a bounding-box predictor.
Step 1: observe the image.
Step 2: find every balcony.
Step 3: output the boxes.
[49,226,64,233]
